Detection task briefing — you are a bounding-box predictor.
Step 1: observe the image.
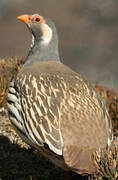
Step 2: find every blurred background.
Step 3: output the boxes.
[0,0,118,90]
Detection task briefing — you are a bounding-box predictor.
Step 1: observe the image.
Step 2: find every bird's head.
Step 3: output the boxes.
[17,14,56,46]
[16,13,60,63]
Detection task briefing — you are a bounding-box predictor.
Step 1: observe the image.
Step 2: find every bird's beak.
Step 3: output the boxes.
[16,14,31,23]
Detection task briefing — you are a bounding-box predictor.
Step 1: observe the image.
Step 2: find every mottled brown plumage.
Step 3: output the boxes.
[7,14,116,179]
[8,61,112,174]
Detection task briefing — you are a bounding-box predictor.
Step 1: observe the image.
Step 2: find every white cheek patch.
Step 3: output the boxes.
[41,23,52,45]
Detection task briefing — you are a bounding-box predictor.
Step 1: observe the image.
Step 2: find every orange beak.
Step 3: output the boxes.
[16,14,31,23]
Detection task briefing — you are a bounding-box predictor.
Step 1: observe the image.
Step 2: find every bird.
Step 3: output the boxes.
[7,14,116,179]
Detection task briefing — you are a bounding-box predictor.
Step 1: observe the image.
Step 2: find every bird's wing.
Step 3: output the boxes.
[7,70,112,160]
[59,75,113,174]
[7,72,67,155]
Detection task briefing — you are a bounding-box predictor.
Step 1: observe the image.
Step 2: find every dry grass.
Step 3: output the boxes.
[93,139,118,179]
[0,56,25,107]
[96,84,118,136]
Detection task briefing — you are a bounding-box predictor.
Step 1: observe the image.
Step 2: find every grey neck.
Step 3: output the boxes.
[22,33,60,69]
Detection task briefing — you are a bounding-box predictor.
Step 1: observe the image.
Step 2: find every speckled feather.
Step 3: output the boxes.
[7,60,112,174]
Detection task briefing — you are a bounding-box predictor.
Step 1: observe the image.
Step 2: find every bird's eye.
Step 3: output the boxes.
[33,16,41,23]
[33,16,46,24]
[35,18,40,22]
